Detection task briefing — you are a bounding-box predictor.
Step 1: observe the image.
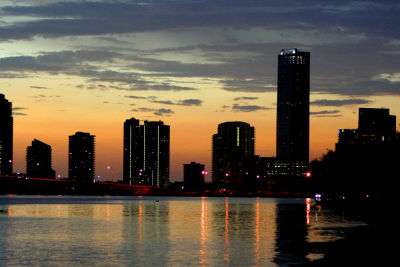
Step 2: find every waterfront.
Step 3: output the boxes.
[0,196,379,266]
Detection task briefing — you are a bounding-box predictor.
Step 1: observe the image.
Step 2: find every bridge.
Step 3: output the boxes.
[0,175,154,196]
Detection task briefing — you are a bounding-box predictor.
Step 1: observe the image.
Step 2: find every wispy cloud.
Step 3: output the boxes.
[311,99,370,106]
[310,110,341,117]
[150,98,202,106]
[12,106,28,116]
[232,104,269,112]
[131,107,175,117]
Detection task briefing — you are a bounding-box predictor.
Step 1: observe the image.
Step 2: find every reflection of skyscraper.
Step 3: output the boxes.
[274,201,309,265]
[212,121,254,188]
[0,94,13,175]
[276,48,310,164]
[26,139,55,178]
[123,118,170,187]
[68,132,95,181]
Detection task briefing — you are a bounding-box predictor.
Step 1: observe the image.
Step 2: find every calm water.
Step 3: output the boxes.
[0,196,368,266]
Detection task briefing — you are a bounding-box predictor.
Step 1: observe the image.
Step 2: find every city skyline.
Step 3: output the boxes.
[1,1,400,181]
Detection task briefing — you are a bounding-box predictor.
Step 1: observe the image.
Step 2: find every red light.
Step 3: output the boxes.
[306,171,311,178]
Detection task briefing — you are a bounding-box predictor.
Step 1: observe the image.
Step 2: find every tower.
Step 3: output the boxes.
[68,132,95,181]
[0,94,13,175]
[276,48,310,164]
[123,119,170,187]
[212,121,255,189]
[26,139,55,178]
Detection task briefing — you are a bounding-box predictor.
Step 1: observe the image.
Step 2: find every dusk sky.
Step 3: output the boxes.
[1,0,399,181]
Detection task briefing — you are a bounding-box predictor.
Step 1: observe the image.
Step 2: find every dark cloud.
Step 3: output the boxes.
[233,97,259,101]
[178,99,202,106]
[310,110,341,117]
[311,99,370,106]
[232,104,269,112]
[0,72,29,79]
[12,112,27,116]
[30,86,49,90]
[149,98,202,106]
[125,95,147,99]
[12,106,28,116]
[131,107,175,117]
[0,50,119,72]
[1,1,399,41]
[220,78,275,93]
[12,106,28,111]
[0,1,399,98]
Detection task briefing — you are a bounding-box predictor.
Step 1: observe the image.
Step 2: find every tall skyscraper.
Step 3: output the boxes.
[0,94,13,175]
[123,118,170,187]
[276,48,310,164]
[68,132,95,181]
[26,139,55,178]
[212,121,255,188]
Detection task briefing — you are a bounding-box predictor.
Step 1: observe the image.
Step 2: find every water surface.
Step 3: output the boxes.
[0,196,368,266]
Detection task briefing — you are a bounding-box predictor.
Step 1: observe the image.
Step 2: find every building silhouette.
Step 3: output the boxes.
[358,108,396,142]
[26,139,55,178]
[68,132,95,181]
[123,118,169,187]
[276,48,310,164]
[311,107,399,194]
[0,94,13,175]
[184,162,205,191]
[212,121,255,189]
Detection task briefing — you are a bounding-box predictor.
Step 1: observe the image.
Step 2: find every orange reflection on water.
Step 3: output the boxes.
[138,200,143,242]
[200,197,208,266]
[224,197,230,265]
[306,198,311,225]
[255,197,260,263]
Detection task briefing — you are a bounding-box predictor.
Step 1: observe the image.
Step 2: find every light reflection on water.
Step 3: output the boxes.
[0,196,367,266]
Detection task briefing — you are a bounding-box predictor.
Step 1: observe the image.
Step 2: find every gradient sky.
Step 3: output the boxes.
[1,0,399,181]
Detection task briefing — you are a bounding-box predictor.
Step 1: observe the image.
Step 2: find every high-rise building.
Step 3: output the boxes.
[276,48,310,164]
[212,121,255,188]
[26,139,55,178]
[337,108,396,145]
[123,118,141,185]
[68,132,95,181]
[358,108,396,142]
[0,94,13,175]
[184,162,205,191]
[123,119,169,187]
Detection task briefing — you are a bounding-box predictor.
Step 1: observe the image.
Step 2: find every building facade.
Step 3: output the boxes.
[358,108,396,143]
[184,162,205,191]
[276,48,310,164]
[0,94,13,175]
[68,132,95,181]
[212,121,255,189]
[123,119,170,187]
[26,139,55,178]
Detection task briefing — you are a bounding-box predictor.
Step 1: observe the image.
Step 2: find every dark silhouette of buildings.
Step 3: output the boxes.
[123,118,169,187]
[358,108,396,142]
[184,162,205,191]
[26,139,55,178]
[0,94,13,175]
[276,48,310,164]
[212,121,255,189]
[68,132,95,181]
[311,108,399,194]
